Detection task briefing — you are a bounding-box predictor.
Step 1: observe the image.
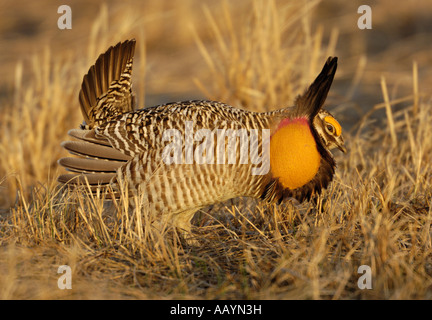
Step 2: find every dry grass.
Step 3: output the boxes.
[1,0,432,299]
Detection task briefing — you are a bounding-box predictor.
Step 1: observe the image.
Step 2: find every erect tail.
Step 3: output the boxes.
[79,39,137,129]
[293,57,338,121]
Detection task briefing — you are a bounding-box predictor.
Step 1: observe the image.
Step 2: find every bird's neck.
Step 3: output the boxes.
[270,117,321,189]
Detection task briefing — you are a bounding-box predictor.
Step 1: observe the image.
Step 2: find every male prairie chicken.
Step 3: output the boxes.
[58,39,346,239]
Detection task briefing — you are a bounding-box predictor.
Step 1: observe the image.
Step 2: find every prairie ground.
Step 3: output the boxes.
[0,0,432,299]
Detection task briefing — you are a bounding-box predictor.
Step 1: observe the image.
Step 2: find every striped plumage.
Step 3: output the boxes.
[58,39,346,238]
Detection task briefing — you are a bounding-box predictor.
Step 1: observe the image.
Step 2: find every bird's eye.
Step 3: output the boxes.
[324,115,342,137]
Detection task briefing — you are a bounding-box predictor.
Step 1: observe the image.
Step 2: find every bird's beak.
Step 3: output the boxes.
[338,144,347,153]
[335,136,347,153]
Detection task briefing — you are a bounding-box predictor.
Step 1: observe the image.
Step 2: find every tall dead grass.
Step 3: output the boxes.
[193,0,338,112]
[0,0,431,299]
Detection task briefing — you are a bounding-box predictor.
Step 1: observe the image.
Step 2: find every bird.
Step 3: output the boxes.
[58,39,346,240]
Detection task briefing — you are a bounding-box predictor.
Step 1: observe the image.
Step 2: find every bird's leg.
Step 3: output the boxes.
[172,209,199,245]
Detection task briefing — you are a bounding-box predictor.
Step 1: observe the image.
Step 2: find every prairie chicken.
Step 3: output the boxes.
[58,39,346,239]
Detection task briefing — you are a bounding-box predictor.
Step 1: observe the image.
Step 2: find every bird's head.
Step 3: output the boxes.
[314,109,346,153]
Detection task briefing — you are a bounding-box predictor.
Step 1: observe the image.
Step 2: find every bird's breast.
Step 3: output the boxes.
[270,118,320,189]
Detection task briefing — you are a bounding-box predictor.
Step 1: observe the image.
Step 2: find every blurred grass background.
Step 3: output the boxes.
[0,0,431,299]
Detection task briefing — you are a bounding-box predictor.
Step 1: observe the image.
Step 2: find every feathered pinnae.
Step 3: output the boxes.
[58,39,346,240]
